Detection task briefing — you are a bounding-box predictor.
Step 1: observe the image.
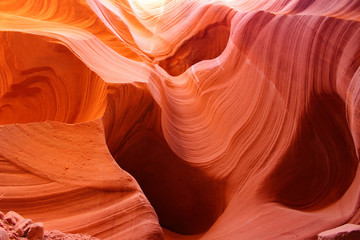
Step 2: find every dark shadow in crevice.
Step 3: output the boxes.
[262,94,358,210]
[103,84,226,235]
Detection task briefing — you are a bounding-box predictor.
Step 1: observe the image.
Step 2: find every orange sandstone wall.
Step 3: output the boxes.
[0,0,360,239]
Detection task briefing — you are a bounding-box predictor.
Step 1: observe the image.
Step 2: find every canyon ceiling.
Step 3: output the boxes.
[0,0,360,239]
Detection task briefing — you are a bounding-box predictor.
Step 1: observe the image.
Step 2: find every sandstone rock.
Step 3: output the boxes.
[4,211,23,226]
[44,230,66,240]
[0,0,360,240]
[318,224,360,240]
[44,230,99,240]
[0,228,9,240]
[26,223,44,240]
[0,212,4,220]
[15,218,33,237]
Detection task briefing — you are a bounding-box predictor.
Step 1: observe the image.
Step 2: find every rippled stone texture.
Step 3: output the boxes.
[0,0,360,239]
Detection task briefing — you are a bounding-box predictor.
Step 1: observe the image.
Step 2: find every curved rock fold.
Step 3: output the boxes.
[0,0,360,240]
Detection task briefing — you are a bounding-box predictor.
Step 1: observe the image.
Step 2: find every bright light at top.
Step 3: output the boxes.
[130,0,167,8]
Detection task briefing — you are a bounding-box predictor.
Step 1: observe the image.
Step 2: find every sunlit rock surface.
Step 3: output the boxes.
[0,0,360,239]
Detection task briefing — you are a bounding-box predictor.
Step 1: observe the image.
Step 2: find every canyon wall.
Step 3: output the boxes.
[0,0,360,239]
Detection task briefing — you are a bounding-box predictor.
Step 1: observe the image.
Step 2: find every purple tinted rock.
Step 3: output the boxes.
[318,224,360,240]
[0,228,9,240]
[15,218,33,237]
[26,222,44,240]
[4,211,23,225]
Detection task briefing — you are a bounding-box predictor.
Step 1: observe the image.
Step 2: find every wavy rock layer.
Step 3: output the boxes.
[0,119,162,239]
[0,0,360,240]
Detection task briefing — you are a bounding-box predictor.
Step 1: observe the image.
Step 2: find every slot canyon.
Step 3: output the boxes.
[0,0,360,239]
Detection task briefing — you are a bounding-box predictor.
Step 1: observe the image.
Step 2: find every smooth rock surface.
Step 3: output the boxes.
[0,0,359,240]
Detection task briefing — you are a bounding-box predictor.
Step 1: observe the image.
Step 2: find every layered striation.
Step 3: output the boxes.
[0,0,360,240]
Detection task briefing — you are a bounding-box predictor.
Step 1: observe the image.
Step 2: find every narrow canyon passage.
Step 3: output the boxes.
[0,0,360,240]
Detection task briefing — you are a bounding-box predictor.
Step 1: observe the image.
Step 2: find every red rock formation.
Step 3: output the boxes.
[0,210,98,240]
[0,0,359,239]
[318,224,360,240]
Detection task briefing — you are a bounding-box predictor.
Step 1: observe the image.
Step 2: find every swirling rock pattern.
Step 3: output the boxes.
[0,0,359,239]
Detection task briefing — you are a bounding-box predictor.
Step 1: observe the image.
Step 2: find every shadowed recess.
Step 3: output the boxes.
[0,0,360,239]
[103,84,226,235]
[263,94,358,210]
